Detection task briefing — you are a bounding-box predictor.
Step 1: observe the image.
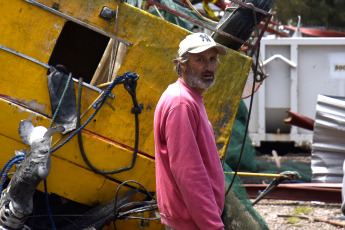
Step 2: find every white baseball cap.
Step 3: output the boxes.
[178,32,227,57]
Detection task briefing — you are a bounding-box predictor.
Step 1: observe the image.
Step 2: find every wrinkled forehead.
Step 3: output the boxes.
[189,47,218,57]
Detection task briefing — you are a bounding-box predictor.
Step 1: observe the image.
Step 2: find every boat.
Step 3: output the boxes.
[0,0,273,229]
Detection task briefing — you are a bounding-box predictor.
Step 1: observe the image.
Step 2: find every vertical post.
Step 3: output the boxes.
[258,42,266,142]
[290,42,299,135]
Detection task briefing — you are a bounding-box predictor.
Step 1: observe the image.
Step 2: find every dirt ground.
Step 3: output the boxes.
[254,199,344,230]
[251,154,344,230]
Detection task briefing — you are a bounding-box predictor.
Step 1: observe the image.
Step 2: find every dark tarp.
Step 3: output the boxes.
[47,66,77,134]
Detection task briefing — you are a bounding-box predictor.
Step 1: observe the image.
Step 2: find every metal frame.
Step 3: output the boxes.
[0,43,114,98]
[245,183,341,203]
[24,0,133,47]
[248,37,345,147]
[145,0,273,54]
[229,0,273,55]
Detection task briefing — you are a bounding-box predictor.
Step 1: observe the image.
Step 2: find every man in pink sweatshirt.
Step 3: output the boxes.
[154,33,227,230]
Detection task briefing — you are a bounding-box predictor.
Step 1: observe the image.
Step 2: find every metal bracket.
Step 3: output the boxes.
[0,44,50,68]
[261,54,297,68]
[0,43,114,99]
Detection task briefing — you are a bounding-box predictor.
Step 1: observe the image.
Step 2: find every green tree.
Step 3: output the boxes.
[273,0,345,31]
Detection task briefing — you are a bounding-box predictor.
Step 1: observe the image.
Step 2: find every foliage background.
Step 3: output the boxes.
[273,0,345,31]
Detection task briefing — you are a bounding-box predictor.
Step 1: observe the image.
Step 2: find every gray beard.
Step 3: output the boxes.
[186,68,215,92]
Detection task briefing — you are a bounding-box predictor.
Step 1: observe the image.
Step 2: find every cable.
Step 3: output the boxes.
[225,3,262,196]
[76,75,140,174]
[111,180,158,229]
[113,180,156,215]
[50,72,138,154]
[44,179,57,230]
[117,204,159,220]
[0,156,25,197]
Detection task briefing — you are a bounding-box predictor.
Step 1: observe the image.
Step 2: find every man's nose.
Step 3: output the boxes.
[205,61,217,71]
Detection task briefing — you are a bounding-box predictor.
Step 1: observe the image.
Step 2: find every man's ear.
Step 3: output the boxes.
[180,61,187,72]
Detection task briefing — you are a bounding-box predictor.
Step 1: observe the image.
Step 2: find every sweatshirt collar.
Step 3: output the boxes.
[178,78,204,99]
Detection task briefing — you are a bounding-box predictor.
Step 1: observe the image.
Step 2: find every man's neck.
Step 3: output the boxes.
[179,76,204,95]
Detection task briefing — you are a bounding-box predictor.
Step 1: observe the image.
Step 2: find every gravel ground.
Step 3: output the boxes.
[249,154,345,229]
[253,199,344,229]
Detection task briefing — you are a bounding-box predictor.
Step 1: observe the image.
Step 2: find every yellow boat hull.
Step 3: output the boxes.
[0,0,252,228]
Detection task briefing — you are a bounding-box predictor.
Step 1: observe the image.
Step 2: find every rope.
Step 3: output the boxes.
[108,0,122,82]
[1,97,141,230]
[46,71,74,230]
[50,72,139,154]
[44,179,57,230]
[153,5,165,20]
[0,71,72,228]
[0,155,25,197]
[0,157,57,229]
[185,0,218,24]
[80,93,104,119]
[43,72,139,230]
[201,0,219,20]
[49,72,73,129]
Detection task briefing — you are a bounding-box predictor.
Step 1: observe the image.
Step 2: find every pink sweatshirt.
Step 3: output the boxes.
[154,79,225,230]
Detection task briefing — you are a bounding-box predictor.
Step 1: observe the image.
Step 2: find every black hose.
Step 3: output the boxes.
[76,77,140,175]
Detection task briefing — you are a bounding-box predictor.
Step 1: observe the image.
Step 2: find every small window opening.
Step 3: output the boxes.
[49,21,110,83]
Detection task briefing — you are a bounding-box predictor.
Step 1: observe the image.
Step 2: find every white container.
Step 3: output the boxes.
[244,37,345,149]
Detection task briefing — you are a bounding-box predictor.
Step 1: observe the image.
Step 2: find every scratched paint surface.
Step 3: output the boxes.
[0,0,251,157]
[0,0,251,221]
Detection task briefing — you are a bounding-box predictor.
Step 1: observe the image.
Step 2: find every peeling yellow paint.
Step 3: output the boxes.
[0,1,251,229]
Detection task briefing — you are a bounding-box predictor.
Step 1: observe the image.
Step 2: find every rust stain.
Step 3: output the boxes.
[0,94,48,115]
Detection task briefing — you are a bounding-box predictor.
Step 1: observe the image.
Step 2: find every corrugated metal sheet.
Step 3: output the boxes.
[312,95,345,183]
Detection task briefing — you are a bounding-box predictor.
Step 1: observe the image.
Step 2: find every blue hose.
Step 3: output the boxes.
[44,179,57,230]
[50,72,138,154]
[0,155,25,198]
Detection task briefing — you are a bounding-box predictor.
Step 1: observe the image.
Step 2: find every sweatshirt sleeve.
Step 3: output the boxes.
[165,103,224,230]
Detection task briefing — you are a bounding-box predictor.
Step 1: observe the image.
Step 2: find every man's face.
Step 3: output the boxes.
[181,48,218,94]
